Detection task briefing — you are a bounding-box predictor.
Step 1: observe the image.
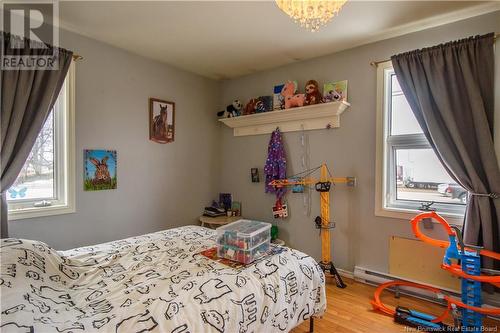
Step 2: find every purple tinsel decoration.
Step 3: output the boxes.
[264,128,287,199]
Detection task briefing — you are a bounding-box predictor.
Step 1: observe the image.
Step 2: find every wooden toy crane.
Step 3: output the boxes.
[269,163,355,288]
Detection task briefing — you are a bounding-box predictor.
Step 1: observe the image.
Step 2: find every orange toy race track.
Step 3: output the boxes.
[371,212,500,331]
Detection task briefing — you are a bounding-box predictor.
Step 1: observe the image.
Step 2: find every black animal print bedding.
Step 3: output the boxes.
[0,226,326,332]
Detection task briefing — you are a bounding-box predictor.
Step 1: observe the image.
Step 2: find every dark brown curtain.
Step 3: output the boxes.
[391,33,499,269]
[1,32,73,238]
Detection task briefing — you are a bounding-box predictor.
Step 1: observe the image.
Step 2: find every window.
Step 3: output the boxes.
[8,64,75,220]
[375,61,465,220]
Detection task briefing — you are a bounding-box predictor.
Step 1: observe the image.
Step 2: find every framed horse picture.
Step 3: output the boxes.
[149,98,175,143]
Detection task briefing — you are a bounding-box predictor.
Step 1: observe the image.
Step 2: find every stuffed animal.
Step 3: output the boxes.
[217,100,242,118]
[243,98,260,115]
[304,80,323,106]
[281,81,305,109]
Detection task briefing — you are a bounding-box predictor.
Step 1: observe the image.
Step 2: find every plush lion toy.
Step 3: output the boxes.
[304,80,323,106]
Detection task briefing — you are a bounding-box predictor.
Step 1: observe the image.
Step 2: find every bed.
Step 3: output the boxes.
[0,225,326,332]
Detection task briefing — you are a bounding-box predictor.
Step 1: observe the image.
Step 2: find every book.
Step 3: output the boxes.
[203,206,226,217]
[273,83,285,110]
[258,96,273,112]
[198,246,286,269]
[219,193,232,211]
[323,80,348,103]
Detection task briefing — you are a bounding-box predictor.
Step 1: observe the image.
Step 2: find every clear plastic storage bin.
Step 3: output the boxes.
[216,219,271,264]
[217,241,270,265]
[216,219,271,250]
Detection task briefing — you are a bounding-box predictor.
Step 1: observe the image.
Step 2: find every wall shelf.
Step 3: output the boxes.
[219,101,350,136]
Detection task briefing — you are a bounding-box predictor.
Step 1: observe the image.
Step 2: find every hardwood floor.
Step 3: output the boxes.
[291,277,498,333]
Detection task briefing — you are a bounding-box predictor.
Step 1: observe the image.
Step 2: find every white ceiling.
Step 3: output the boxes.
[59,1,499,79]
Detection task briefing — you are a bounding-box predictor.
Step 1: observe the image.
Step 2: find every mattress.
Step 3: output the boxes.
[0,225,326,332]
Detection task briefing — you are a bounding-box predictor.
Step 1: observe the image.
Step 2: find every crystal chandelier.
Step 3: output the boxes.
[275,0,348,32]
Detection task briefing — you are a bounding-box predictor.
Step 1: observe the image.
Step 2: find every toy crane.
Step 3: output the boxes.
[269,163,355,289]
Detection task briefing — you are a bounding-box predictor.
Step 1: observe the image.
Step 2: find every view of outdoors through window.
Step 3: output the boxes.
[390,74,466,207]
[390,75,422,135]
[8,112,55,201]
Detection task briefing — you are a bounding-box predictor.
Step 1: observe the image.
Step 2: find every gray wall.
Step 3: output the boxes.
[9,30,221,250]
[218,11,500,273]
[7,11,499,275]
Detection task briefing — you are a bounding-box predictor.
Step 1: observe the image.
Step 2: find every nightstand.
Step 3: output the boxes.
[199,215,241,229]
[271,238,286,246]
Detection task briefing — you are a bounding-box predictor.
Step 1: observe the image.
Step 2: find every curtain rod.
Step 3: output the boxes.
[370,33,499,67]
[72,53,83,61]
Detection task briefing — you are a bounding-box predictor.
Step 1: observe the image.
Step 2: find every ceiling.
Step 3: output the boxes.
[59,1,499,79]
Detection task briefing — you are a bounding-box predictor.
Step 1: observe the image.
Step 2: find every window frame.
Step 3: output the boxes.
[8,63,76,220]
[375,60,464,224]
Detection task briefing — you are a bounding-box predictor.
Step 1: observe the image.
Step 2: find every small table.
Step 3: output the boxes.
[199,215,241,229]
[272,238,286,246]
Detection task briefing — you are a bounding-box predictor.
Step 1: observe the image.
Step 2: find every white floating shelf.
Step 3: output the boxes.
[219,101,350,136]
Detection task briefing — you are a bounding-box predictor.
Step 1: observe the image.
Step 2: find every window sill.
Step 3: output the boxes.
[8,204,75,221]
[375,206,464,226]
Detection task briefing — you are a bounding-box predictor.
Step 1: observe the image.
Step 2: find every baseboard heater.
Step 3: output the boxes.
[350,266,500,320]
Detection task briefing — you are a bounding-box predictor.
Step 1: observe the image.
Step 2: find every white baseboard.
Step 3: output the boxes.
[337,268,354,279]
[343,265,500,318]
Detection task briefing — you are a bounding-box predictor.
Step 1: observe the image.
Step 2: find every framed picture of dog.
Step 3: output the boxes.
[84,149,117,191]
[149,98,175,144]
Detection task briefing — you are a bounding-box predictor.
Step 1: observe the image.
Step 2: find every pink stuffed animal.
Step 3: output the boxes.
[281,81,305,109]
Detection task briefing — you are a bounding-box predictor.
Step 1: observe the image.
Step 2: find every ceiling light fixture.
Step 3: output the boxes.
[275,0,348,32]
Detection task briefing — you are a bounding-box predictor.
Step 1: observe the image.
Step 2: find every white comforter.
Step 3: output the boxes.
[0,226,326,333]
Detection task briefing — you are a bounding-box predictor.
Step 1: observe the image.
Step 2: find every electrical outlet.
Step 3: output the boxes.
[423,218,434,229]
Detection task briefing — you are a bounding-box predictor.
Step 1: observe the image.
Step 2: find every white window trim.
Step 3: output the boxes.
[8,63,76,220]
[375,60,463,225]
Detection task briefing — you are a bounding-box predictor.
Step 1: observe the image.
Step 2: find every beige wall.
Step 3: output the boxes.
[9,29,221,250]
[218,11,500,273]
